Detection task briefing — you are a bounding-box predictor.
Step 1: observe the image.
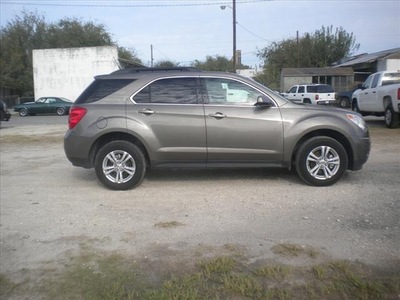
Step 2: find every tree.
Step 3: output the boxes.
[192,55,249,72]
[0,10,141,96]
[257,26,360,89]
[154,60,179,68]
[0,10,47,95]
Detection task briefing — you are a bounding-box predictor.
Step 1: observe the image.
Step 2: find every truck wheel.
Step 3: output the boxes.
[95,141,146,190]
[384,104,399,128]
[303,99,311,104]
[339,97,350,108]
[295,136,348,186]
[351,100,361,113]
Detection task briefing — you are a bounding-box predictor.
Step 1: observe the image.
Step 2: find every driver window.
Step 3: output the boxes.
[203,78,264,105]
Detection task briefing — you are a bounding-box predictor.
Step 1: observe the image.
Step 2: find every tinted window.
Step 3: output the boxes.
[133,78,198,104]
[307,86,317,93]
[75,79,135,104]
[298,86,305,93]
[203,78,264,104]
[316,85,334,93]
[289,86,297,93]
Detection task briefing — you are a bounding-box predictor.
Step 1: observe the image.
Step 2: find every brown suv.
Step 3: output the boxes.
[64,68,370,190]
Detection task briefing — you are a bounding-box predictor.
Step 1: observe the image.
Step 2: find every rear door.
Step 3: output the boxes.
[201,77,284,166]
[128,77,207,167]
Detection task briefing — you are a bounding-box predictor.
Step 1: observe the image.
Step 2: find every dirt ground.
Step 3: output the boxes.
[0,119,399,296]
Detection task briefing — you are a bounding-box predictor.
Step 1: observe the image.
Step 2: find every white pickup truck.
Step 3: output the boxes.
[352,71,400,128]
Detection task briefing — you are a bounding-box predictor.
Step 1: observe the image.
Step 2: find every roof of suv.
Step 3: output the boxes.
[96,67,202,79]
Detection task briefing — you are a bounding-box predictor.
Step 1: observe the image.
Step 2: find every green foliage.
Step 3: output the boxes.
[257,25,360,87]
[153,60,180,68]
[192,55,232,71]
[192,54,249,72]
[0,10,141,95]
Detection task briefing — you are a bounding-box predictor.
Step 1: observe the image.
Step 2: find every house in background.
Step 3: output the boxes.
[332,47,400,84]
[33,46,120,101]
[280,48,400,93]
[280,67,354,93]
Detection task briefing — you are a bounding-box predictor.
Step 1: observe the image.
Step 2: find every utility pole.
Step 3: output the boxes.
[150,44,154,67]
[232,0,237,73]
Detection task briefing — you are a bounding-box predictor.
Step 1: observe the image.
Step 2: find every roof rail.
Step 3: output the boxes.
[111,67,201,74]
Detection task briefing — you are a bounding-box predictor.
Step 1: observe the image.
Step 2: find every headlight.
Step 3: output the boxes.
[346,113,366,130]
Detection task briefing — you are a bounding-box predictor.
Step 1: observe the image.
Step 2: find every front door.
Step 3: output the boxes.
[201,77,284,166]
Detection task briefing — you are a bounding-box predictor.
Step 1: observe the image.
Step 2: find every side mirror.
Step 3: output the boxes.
[254,96,273,108]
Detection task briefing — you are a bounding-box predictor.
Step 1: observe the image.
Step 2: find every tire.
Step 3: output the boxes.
[351,100,361,114]
[56,107,66,116]
[303,99,311,104]
[384,104,399,128]
[295,136,348,186]
[339,97,350,108]
[95,141,146,190]
[19,108,28,117]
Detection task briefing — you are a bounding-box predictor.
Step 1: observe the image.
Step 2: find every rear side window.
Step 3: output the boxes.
[133,78,199,104]
[307,86,317,93]
[75,79,135,104]
[308,85,334,93]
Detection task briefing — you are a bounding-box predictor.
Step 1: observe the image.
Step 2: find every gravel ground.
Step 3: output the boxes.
[0,118,399,284]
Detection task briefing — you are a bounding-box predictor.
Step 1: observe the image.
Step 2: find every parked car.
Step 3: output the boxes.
[64,68,370,190]
[0,100,11,123]
[352,71,400,128]
[282,84,336,105]
[13,97,73,117]
[335,85,362,108]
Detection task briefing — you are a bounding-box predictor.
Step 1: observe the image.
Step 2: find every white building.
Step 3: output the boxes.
[32,46,120,101]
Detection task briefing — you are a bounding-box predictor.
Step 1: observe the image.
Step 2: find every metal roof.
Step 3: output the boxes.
[332,48,400,67]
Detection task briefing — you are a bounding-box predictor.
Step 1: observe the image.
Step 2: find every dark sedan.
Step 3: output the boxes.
[13,97,73,117]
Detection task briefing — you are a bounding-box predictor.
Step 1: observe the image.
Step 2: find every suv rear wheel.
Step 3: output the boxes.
[95,141,146,190]
[295,137,348,186]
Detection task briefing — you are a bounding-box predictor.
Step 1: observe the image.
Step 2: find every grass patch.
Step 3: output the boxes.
[154,221,184,228]
[272,243,319,258]
[3,247,399,299]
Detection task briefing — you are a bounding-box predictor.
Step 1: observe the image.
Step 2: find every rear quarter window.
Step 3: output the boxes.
[316,85,334,93]
[75,79,135,104]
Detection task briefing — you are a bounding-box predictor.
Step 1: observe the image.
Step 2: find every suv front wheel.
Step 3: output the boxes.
[95,141,146,190]
[295,137,348,186]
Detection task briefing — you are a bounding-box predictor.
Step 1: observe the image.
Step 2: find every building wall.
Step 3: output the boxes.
[378,58,400,71]
[281,76,311,92]
[33,46,120,101]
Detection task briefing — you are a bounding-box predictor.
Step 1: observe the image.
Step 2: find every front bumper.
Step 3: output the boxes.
[350,133,371,171]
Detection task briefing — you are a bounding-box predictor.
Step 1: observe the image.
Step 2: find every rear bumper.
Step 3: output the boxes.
[64,130,93,168]
[1,111,11,121]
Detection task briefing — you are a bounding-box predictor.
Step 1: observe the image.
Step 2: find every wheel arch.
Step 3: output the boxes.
[291,129,354,170]
[383,96,392,109]
[88,131,151,169]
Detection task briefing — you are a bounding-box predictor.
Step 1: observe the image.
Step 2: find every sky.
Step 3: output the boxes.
[1,0,399,68]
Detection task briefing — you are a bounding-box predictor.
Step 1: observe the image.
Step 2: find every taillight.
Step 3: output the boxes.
[397,88,400,100]
[68,107,87,129]
[315,94,319,100]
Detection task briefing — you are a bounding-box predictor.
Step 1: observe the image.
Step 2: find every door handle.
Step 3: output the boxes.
[138,108,155,115]
[208,112,226,119]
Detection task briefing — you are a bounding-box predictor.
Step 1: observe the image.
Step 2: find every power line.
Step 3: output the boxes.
[1,0,271,7]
